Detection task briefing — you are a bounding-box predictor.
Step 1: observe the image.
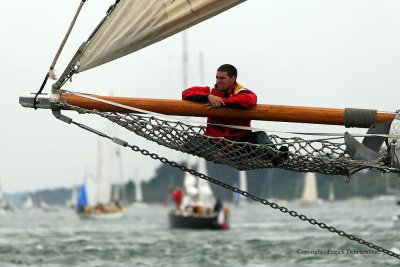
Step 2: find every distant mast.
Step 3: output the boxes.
[182,31,188,89]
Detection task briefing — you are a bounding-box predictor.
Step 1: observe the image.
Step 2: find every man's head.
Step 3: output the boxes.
[216,64,237,91]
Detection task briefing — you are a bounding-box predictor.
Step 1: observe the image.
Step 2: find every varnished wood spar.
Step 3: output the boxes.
[60,92,396,126]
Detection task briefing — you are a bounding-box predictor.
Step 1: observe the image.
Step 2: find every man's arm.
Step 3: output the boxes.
[182,86,211,102]
[223,89,257,109]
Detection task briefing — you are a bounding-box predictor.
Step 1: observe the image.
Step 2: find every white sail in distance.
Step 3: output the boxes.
[238,171,248,202]
[74,0,246,73]
[134,169,143,203]
[328,182,335,202]
[301,172,318,205]
[197,158,215,208]
[96,137,111,204]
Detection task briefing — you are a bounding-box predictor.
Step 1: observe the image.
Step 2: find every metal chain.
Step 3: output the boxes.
[68,119,400,260]
[130,144,400,259]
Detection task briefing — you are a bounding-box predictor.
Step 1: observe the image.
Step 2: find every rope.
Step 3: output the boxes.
[33,0,87,109]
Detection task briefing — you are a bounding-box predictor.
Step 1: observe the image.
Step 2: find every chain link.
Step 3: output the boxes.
[66,112,400,260]
[122,142,400,259]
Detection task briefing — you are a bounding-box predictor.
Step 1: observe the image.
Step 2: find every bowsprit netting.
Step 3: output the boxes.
[61,103,396,177]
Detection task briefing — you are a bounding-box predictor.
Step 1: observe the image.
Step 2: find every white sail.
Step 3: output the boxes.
[197,158,215,208]
[67,185,78,207]
[22,196,34,209]
[75,0,246,72]
[85,175,97,207]
[328,182,335,202]
[301,172,318,205]
[238,171,248,203]
[183,171,198,197]
[135,178,143,203]
[96,138,111,204]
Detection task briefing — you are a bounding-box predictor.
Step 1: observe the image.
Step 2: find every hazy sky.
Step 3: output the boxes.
[1,0,400,193]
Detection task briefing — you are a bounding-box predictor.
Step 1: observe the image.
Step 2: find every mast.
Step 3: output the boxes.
[182,31,188,90]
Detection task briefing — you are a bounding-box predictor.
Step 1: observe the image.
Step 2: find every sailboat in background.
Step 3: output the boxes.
[300,172,320,207]
[328,182,335,203]
[131,168,145,206]
[76,137,126,220]
[113,145,129,207]
[38,196,59,213]
[134,178,144,204]
[169,33,228,228]
[66,184,79,208]
[233,171,247,205]
[21,195,34,210]
[0,179,13,214]
[169,157,229,229]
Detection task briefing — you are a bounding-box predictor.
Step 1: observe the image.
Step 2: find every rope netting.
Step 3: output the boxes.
[60,103,397,177]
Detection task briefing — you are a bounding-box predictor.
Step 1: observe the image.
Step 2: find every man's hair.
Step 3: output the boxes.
[217,64,237,78]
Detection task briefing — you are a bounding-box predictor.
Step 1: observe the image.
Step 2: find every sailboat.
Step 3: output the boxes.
[169,157,229,229]
[130,168,145,207]
[233,171,247,205]
[17,0,400,259]
[328,182,335,203]
[21,195,34,210]
[134,178,144,205]
[300,172,320,207]
[66,184,79,208]
[0,179,13,213]
[37,196,59,213]
[76,138,126,220]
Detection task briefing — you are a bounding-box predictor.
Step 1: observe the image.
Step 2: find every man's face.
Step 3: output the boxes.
[216,71,236,91]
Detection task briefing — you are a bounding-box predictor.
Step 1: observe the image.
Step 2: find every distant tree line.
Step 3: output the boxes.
[7,161,400,207]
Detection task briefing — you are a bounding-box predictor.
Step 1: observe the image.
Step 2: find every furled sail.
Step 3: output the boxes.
[72,0,246,73]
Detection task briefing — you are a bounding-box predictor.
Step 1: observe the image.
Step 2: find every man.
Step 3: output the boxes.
[182,64,288,164]
[171,187,183,209]
[182,64,269,144]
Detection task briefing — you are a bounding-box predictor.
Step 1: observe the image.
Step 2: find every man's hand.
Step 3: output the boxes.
[207,94,225,108]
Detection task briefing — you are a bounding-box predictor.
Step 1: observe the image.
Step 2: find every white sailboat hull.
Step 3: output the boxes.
[77,209,127,220]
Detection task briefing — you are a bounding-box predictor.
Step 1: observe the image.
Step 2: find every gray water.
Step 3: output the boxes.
[1,198,400,267]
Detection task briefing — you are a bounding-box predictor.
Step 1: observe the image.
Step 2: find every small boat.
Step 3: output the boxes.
[169,207,228,230]
[169,158,229,230]
[76,178,126,220]
[76,137,126,220]
[77,205,126,220]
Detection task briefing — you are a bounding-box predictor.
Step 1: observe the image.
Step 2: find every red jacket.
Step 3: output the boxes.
[182,83,257,141]
[172,189,183,208]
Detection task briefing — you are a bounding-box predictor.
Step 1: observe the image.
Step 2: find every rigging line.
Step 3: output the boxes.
[64,90,400,140]
[33,0,87,109]
[62,114,400,260]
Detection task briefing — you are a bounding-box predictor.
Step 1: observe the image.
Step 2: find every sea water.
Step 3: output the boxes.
[0,198,399,267]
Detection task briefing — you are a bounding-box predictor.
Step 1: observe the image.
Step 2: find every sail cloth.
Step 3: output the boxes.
[96,137,111,204]
[73,0,246,73]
